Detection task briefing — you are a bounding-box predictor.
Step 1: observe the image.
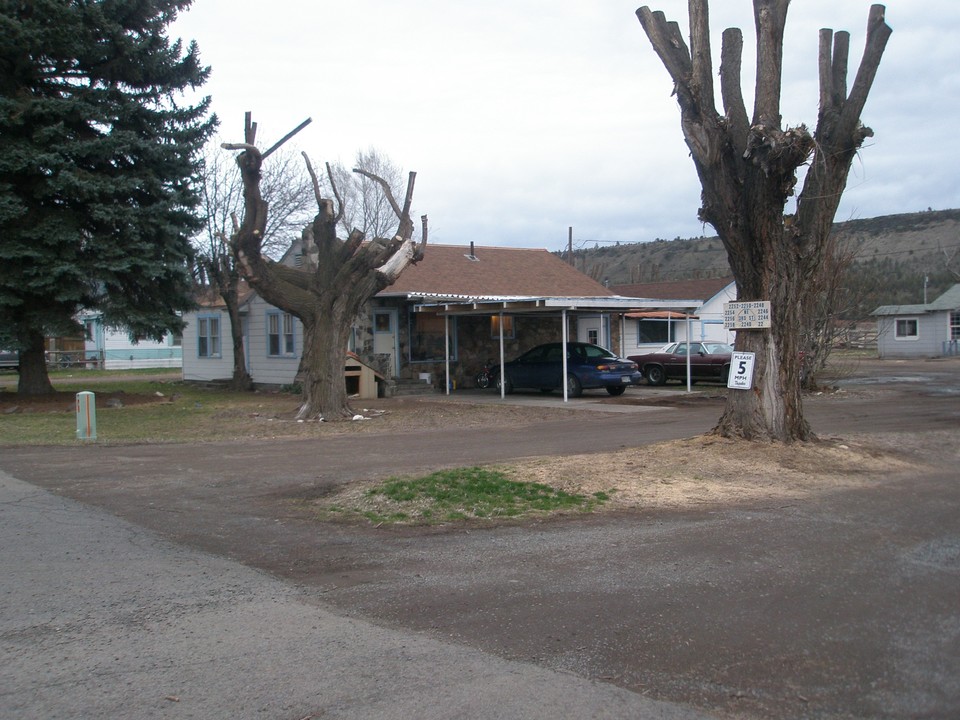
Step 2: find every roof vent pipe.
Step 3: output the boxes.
[470,241,475,257]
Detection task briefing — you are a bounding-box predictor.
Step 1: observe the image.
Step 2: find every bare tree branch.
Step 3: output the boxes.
[262,117,312,159]
[324,161,346,225]
[720,28,749,153]
[353,168,404,226]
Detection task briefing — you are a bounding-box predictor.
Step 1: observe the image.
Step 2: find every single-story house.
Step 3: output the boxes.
[79,313,183,369]
[872,284,960,358]
[181,241,702,392]
[610,277,737,355]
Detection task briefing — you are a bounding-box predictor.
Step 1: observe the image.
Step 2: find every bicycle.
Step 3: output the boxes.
[474,360,494,389]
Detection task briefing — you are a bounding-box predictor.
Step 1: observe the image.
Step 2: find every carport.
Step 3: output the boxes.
[413,295,704,401]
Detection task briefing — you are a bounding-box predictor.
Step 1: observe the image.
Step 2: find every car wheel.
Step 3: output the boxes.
[646,365,667,386]
[565,373,583,398]
[606,385,626,396]
[496,373,514,394]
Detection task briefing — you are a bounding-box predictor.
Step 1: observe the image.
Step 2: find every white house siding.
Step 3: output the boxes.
[620,283,737,357]
[696,284,738,346]
[876,312,947,358]
[244,296,302,386]
[181,310,233,381]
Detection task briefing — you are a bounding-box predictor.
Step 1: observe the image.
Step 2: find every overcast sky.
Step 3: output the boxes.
[172,1,960,252]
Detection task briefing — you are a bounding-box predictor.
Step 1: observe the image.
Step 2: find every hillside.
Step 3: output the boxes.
[569,209,960,317]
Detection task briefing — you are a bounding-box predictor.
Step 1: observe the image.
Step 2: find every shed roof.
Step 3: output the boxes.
[872,284,960,316]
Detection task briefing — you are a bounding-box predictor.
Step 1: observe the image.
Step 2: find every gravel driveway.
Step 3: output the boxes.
[2,357,959,719]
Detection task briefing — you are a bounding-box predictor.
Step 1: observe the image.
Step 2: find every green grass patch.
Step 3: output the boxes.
[314,466,607,525]
[0,374,306,445]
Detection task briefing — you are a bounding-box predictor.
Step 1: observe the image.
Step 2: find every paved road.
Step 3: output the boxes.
[0,469,712,720]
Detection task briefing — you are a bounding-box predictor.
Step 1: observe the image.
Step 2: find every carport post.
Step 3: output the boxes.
[562,308,569,402]
[686,314,692,392]
[498,310,506,399]
[444,314,451,395]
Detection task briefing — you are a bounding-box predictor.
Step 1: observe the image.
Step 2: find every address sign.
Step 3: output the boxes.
[723,301,772,330]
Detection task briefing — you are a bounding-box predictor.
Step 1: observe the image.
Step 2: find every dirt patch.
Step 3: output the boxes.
[507,434,917,510]
[302,433,920,523]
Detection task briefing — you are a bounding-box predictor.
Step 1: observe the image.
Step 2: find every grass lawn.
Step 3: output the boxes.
[0,369,311,445]
[1,369,613,525]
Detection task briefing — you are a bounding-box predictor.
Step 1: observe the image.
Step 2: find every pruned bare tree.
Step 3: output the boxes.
[637,1,891,441]
[194,139,314,389]
[226,114,427,420]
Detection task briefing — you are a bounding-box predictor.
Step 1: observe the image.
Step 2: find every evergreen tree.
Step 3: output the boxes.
[0,0,216,394]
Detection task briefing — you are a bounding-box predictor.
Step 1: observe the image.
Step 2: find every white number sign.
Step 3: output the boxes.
[727,351,756,390]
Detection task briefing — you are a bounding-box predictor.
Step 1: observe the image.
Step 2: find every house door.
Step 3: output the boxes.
[372,308,399,377]
[578,315,606,348]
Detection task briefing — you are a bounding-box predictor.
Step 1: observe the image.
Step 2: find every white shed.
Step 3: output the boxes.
[872,284,960,358]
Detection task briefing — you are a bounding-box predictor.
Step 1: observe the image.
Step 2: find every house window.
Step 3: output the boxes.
[410,312,456,362]
[951,311,960,340]
[490,315,515,339]
[895,318,919,340]
[267,311,295,356]
[197,316,221,358]
[637,318,675,344]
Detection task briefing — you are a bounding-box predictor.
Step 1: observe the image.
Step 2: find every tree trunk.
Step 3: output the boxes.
[221,274,253,391]
[296,305,356,421]
[16,328,54,396]
[637,1,889,442]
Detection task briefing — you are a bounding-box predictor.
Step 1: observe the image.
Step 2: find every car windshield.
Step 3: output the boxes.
[581,344,617,360]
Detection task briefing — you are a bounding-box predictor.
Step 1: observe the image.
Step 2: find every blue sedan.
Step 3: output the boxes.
[493,342,643,397]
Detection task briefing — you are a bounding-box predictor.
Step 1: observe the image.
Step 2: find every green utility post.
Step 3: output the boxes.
[76,391,97,441]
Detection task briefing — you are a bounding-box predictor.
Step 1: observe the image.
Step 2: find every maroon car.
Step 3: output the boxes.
[628,341,733,385]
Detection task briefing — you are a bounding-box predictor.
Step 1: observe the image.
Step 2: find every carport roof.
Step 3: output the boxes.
[412,294,703,315]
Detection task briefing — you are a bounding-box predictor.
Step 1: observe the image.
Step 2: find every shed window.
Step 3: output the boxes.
[895,318,918,339]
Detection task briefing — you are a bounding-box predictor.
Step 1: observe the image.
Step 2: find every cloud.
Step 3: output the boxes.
[174,1,960,251]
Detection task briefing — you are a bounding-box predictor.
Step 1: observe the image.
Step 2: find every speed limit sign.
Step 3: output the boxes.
[727,351,756,390]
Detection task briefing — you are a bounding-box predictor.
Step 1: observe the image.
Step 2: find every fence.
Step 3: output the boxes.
[46,350,105,370]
